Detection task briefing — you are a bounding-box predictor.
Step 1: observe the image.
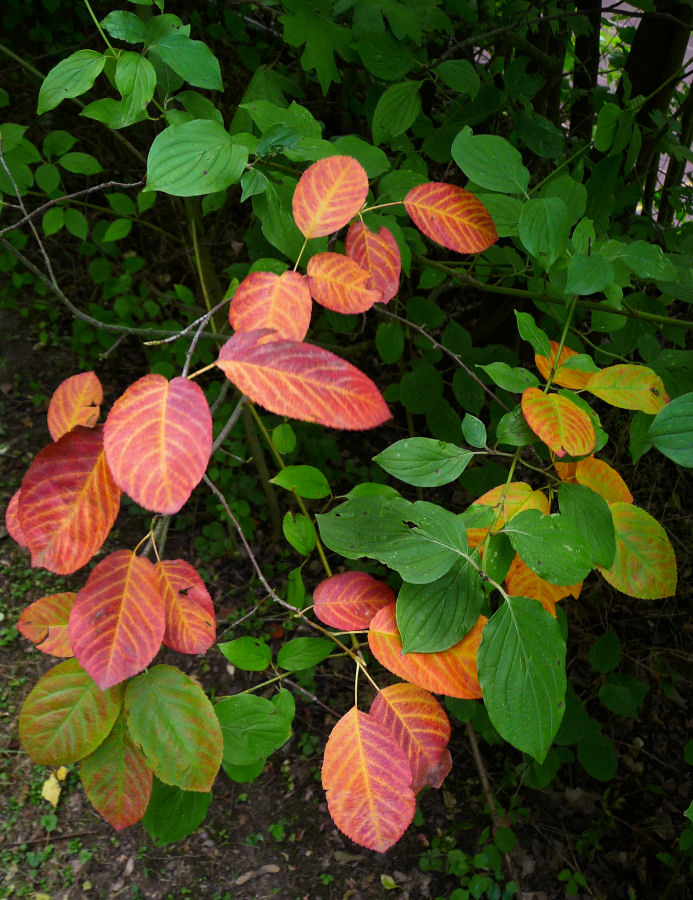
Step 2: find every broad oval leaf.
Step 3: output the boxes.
[125,665,222,792]
[104,374,212,514]
[156,560,215,655]
[228,270,311,342]
[521,388,596,458]
[369,683,451,795]
[504,510,594,585]
[345,221,401,302]
[313,571,395,630]
[558,482,616,568]
[270,464,331,499]
[646,391,693,467]
[466,481,549,548]
[215,693,292,768]
[69,550,165,689]
[322,707,415,852]
[37,49,106,114]
[505,555,581,617]
[216,331,390,430]
[534,342,595,390]
[306,252,382,313]
[404,183,497,254]
[18,592,75,656]
[555,455,633,504]
[19,658,124,765]
[585,364,668,413]
[598,502,677,599]
[293,156,368,239]
[373,437,473,487]
[141,777,212,845]
[47,371,102,440]
[368,603,486,699]
[4,489,27,547]
[18,426,120,574]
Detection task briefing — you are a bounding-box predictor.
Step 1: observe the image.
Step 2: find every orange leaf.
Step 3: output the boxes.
[69,550,165,689]
[467,482,549,548]
[18,426,121,574]
[597,502,676,599]
[505,555,581,618]
[368,603,486,699]
[229,270,311,342]
[156,560,216,655]
[18,593,75,657]
[293,156,369,239]
[521,388,596,458]
[5,488,27,547]
[47,371,103,441]
[313,571,395,631]
[369,683,451,794]
[404,183,497,254]
[585,364,668,413]
[216,331,391,430]
[345,221,401,303]
[104,375,212,515]
[322,707,415,852]
[567,456,633,504]
[306,252,383,313]
[534,342,593,390]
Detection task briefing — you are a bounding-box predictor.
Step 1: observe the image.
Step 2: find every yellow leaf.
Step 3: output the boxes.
[585,364,668,413]
[56,765,68,781]
[41,772,62,809]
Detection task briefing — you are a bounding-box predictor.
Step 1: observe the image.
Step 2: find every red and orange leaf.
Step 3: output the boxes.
[534,342,594,390]
[521,388,596,458]
[104,375,212,515]
[18,592,75,657]
[404,183,497,254]
[369,683,451,794]
[368,603,486,699]
[5,488,27,547]
[306,252,383,313]
[345,222,401,303]
[585,365,668,413]
[313,571,395,631]
[229,270,312,342]
[69,550,165,690]
[467,482,549,549]
[81,714,153,830]
[18,658,124,765]
[47,371,103,441]
[18,426,120,575]
[156,560,215,655]
[216,331,391,430]
[554,461,577,483]
[505,555,581,617]
[322,707,415,852]
[293,156,369,239]
[573,456,633,504]
[597,502,676,599]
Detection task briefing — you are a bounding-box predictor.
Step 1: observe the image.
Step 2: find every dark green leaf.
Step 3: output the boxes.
[276,637,334,671]
[646,392,693,467]
[504,510,593,584]
[558,483,616,568]
[374,438,473,487]
[451,127,529,194]
[142,777,211,845]
[588,630,621,674]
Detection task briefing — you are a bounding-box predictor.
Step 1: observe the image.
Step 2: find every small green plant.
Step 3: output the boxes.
[557,867,588,897]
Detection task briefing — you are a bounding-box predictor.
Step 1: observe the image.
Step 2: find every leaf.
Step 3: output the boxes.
[228,270,311,343]
[276,637,334,670]
[4,489,27,547]
[451,128,530,194]
[515,310,550,358]
[313,571,396,631]
[558,483,616,568]
[373,438,473,487]
[125,665,222,791]
[150,33,222,90]
[646,391,693,466]
[322,707,416,852]
[141,777,212,845]
[80,714,153,830]
[38,50,106,114]
[216,331,390,430]
[404,183,497,254]
[505,556,581,617]
[279,1,352,94]
[306,252,382,313]
[478,595,566,762]
[156,560,215,655]
[270,465,331,499]
[218,637,272,672]
[19,658,124,765]
[521,388,596,458]
[586,365,669,413]
[18,592,75,657]
[465,481,549,549]
[565,253,615,295]
[292,156,368,239]
[518,197,570,267]
[368,603,486,699]
[282,511,317,555]
[372,80,422,146]
[47,372,102,441]
[18,426,121,574]
[504,510,594,585]
[215,693,292,768]
[104,374,212,514]
[534,341,597,390]
[436,60,480,96]
[41,772,62,809]
[597,502,677,599]
[369,684,451,794]
[479,362,539,393]
[556,456,633,504]
[345,221,401,303]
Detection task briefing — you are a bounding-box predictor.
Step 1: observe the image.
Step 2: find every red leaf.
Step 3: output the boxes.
[47,371,103,441]
[293,156,369,239]
[313,571,395,630]
[229,270,312,342]
[306,252,383,313]
[521,388,596,458]
[18,592,75,657]
[369,684,451,794]
[69,550,165,689]
[5,489,27,547]
[18,426,121,574]
[104,375,212,514]
[156,560,216,655]
[345,222,401,303]
[322,707,415,852]
[404,183,497,254]
[216,331,391,430]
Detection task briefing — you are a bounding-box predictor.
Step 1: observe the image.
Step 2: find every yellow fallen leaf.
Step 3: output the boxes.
[41,772,61,809]
[56,765,68,781]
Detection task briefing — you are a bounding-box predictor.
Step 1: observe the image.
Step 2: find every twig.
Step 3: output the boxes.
[181,296,230,377]
[211,396,248,454]
[282,677,340,717]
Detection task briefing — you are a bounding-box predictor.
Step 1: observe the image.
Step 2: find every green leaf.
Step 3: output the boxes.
[58,152,102,175]
[518,197,570,267]
[435,60,480,96]
[578,732,617,780]
[451,127,530,194]
[376,321,405,364]
[462,413,487,448]
[514,109,564,158]
[515,310,550,357]
[478,362,539,393]
[558,483,616,568]
[565,253,615,295]
[102,218,133,243]
[215,694,292,768]
[276,637,334,670]
[599,673,648,718]
[646,392,693,467]
[101,10,146,43]
[217,637,272,672]
[64,208,88,240]
[42,206,64,236]
[479,595,566,762]
[331,136,390,178]
[594,102,621,153]
[279,0,352,94]
[272,423,296,455]
[476,193,523,238]
[150,33,222,90]
[271,465,330,499]
[353,32,415,81]
[504,510,593,584]
[38,50,106,114]
[241,99,322,139]
[372,80,422,146]
[374,438,473,487]
[619,240,676,281]
[252,175,327,261]
[399,363,444,414]
[483,532,515,583]
[35,162,60,194]
[495,405,538,447]
[142,777,211,845]
[115,52,157,124]
[282,512,317,555]
[542,175,587,225]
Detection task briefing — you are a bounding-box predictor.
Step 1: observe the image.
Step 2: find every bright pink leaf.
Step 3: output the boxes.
[404,183,498,254]
[5,489,27,547]
[313,571,395,630]
[293,156,369,239]
[306,252,383,313]
[229,270,312,342]
[345,221,401,303]
[156,560,216,655]
[47,371,103,440]
[18,592,75,657]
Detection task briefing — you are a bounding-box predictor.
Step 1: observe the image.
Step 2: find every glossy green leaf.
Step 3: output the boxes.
[271,465,331,499]
[217,637,272,671]
[479,362,539,393]
[646,392,693,467]
[282,511,317,555]
[151,34,222,90]
[276,637,334,670]
[451,127,530,194]
[141,777,212,845]
[558,483,616,568]
[462,414,487,448]
[100,10,146,42]
[504,510,593,584]
[373,438,473,487]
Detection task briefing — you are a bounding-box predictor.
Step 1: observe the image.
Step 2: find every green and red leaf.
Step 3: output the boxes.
[4,489,27,547]
[585,364,669,413]
[292,155,368,239]
[345,221,401,303]
[156,560,215,655]
[229,270,312,342]
[521,388,596,458]
[18,592,75,656]
[534,342,594,390]
[404,183,497,254]
[556,456,633,504]
[47,371,103,440]
[306,252,383,313]
[313,571,395,631]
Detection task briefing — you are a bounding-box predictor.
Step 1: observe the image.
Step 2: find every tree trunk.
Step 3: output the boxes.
[569,0,602,143]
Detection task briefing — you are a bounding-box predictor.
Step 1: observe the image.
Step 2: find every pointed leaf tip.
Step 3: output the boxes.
[404,183,497,254]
